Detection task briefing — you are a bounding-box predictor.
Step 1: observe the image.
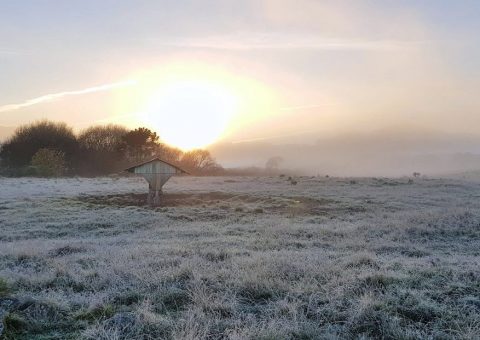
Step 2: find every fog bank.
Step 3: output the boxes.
[210,129,480,177]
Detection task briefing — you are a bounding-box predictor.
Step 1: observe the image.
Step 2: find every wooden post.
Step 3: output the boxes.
[153,189,162,206]
[147,189,162,206]
[147,189,154,206]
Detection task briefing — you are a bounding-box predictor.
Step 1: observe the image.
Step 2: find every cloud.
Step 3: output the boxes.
[231,129,318,144]
[280,104,331,111]
[0,50,19,56]
[0,80,137,113]
[0,48,27,56]
[155,33,427,51]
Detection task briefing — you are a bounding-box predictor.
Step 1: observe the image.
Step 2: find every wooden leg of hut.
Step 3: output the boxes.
[147,189,155,206]
[153,189,162,206]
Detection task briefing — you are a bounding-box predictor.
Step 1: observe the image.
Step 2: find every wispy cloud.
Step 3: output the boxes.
[155,33,426,51]
[280,104,331,111]
[0,48,25,56]
[231,129,318,144]
[76,112,139,127]
[0,80,137,113]
[0,47,33,57]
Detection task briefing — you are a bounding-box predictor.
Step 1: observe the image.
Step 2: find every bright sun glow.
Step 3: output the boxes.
[140,80,238,150]
[115,61,279,150]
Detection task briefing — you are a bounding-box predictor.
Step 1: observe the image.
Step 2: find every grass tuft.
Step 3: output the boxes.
[0,277,11,297]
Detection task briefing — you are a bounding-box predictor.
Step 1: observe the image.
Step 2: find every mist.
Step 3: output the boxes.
[210,127,480,177]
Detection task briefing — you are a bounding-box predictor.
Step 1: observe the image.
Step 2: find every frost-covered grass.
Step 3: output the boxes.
[0,176,479,339]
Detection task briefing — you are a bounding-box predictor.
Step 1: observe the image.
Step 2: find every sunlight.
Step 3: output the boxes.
[120,60,280,150]
[141,79,238,150]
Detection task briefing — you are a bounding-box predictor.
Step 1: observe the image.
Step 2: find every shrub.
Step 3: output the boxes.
[77,125,128,175]
[31,148,66,177]
[0,120,77,168]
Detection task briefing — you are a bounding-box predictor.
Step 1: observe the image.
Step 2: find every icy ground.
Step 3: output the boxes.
[0,176,479,339]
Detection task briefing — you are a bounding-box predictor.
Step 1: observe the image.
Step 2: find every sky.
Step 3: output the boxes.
[1,1,480,173]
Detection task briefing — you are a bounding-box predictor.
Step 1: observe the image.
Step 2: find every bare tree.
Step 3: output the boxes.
[78,125,128,152]
[77,125,128,175]
[154,143,183,164]
[180,149,223,175]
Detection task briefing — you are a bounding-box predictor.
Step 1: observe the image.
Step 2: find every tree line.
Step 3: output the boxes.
[0,120,223,177]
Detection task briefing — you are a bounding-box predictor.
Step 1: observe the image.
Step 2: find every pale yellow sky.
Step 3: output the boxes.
[1,1,480,150]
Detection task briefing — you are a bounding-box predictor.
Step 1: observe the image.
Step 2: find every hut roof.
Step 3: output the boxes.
[125,157,189,174]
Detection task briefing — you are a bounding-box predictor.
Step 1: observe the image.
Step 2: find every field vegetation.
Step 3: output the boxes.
[0,176,479,339]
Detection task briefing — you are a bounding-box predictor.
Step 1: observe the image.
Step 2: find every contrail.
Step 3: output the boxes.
[0,79,137,113]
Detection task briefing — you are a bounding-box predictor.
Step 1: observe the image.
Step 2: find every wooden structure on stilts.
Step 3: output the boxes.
[126,158,188,205]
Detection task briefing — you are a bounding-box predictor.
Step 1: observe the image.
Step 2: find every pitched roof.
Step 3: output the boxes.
[125,157,189,174]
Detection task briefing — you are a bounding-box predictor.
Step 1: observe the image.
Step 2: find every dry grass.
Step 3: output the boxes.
[0,176,479,339]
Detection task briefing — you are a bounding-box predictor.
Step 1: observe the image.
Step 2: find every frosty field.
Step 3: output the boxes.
[0,176,479,339]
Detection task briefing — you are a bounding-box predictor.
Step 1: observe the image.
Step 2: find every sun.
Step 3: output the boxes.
[119,61,279,150]
[140,79,238,150]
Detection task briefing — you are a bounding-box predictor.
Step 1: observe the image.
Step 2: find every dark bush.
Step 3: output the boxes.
[31,148,66,177]
[77,125,128,175]
[0,120,78,168]
[0,121,223,176]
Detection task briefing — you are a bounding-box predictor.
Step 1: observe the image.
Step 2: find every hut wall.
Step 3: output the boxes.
[133,160,179,175]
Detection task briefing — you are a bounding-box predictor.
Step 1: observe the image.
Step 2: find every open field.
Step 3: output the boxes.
[0,176,479,339]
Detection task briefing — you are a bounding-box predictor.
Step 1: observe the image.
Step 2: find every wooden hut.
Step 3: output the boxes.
[126,158,188,205]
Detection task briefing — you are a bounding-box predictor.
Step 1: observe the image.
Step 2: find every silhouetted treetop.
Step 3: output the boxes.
[76,125,129,176]
[78,125,128,152]
[0,120,78,167]
[122,128,159,148]
[0,121,223,176]
[180,149,222,175]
